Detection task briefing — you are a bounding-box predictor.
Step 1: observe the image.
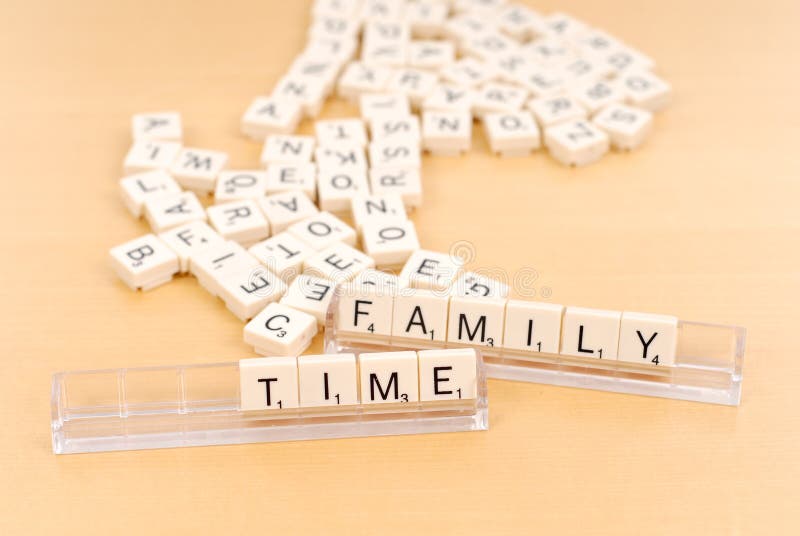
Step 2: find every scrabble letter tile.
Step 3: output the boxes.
[450,272,509,298]
[304,242,375,283]
[592,103,653,150]
[446,296,506,350]
[399,249,463,291]
[279,274,337,324]
[190,240,260,297]
[218,265,287,321]
[314,118,368,148]
[483,111,540,157]
[243,302,318,356]
[264,162,317,201]
[288,211,357,250]
[418,349,477,401]
[298,353,359,408]
[544,120,610,167]
[503,300,564,355]
[214,170,268,202]
[336,284,395,339]
[169,148,229,195]
[143,191,207,233]
[119,169,181,218]
[123,140,182,175]
[158,220,225,273]
[109,234,179,291]
[527,95,587,128]
[260,135,316,166]
[248,232,314,283]
[422,110,472,156]
[241,96,303,140]
[351,193,407,231]
[239,357,299,411]
[361,219,420,269]
[317,168,370,212]
[617,312,678,367]
[258,191,319,234]
[358,351,419,404]
[369,168,423,208]
[368,139,421,169]
[206,200,270,247]
[561,306,621,360]
[132,111,182,142]
[618,70,672,112]
[391,289,449,345]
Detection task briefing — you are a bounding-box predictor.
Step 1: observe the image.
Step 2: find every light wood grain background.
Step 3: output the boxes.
[1,0,798,533]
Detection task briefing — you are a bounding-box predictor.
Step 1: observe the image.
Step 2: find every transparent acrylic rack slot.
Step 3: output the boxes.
[51,356,488,455]
[324,294,745,406]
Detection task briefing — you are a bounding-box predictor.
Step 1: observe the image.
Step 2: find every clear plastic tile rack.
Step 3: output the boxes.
[51,354,488,455]
[324,293,745,406]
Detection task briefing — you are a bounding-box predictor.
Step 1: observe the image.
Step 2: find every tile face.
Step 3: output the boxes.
[516,67,567,99]
[258,191,319,234]
[239,357,299,411]
[314,118,368,148]
[561,306,622,360]
[214,170,268,202]
[440,58,497,88]
[496,4,546,41]
[243,302,318,356]
[527,95,588,128]
[132,111,182,142]
[385,68,439,108]
[264,162,317,201]
[206,200,270,247]
[336,285,395,338]
[503,300,564,355]
[604,47,655,75]
[592,103,653,150]
[272,74,327,117]
[288,54,341,95]
[241,96,303,140]
[119,169,182,218]
[463,31,519,64]
[618,70,671,112]
[314,144,368,172]
[298,353,359,407]
[450,272,509,299]
[544,120,610,167]
[309,16,361,41]
[351,193,407,231]
[358,351,419,404]
[123,140,182,175]
[369,115,421,142]
[279,274,337,324]
[369,168,423,208]
[359,92,411,121]
[304,37,358,64]
[218,265,287,321]
[317,167,370,212]
[361,219,420,268]
[571,80,625,116]
[368,139,421,169]
[109,234,179,291]
[288,212,357,250]
[483,111,540,157]
[352,268,401,291]
[158,220,225,273]
[399,249,463,291]
[422,84,474,113]
[407,40,454,70]
[248,232,314,282]
[260,135,316,166]
[337,62,393,102]
[422,110,472,155]
[447,296,506,349]
[617,312,678,367]
[361,41,407,68]
[304,242,375,283]
[472,82,528,119]
[190,240,260,296]
[406,4,449,39]
[392,289,449,343]
[418,349,477,401]
[143,191,207,233]
[169,148,229,194]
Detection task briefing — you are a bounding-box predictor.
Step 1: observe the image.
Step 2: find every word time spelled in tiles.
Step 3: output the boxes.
[298,353,359,407]
[418,349,477,402]
[239,357,299,411]
[244,302,318,356]
[359,351,419,405]
[109,234,179,291]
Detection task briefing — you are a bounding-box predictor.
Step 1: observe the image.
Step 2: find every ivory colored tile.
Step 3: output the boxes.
[406,3,448,38]
[260,135,315,166]
[218,265,287,321]
[314,118,368,148]
[239,357,299,411]
[169,148,229,194]
[358,351,419,404]
[368,139,421,169]
[360,41,407,68]
[369,115,421,142]
[521,37,576,68]
[385,68,439,109]
[304,242,375,283]
[604,47,655,75]
[298,353,359,407]
[463,31,519,64]
[119,169,182,218]
[496,4,546,41]
[214,170,268,202]
[392,288,450,344]
[287,54,341,96]
[123,140,182,175]
[617,70,672,112]
[158,220,225,273]
[240,96,303,140]
[544,119,610,167]
[617,312,678,367]
[422,84,474,113]
[592,103,653,150]
[206,200,270,247]
[360,0,407,23]
[243,302,318,356]
[288,211,357,250]
[447,296,506,349]
[308,16,361,41]
[422,110,472,155]
[143,191,207,233]
[304,37,359,64]
[527,95,588,128]
[418,348,477,401]
[279,274,337,324]
[483,111,540,157]
[545,12,588,40]
[360,92,411,121]
[570,80,625,116]
[109,234,179,291]
[337,61,393,102]
[248,232,314,283]
[314,144,368,171]
[258,191,319,234]
[317,167,370,213]
[272,74,327,117]
[336,284,395,338]
[264,162,317,201]
[361,219,420,268]
[472,82,528,119]
[561,306,622,360]
[399,249,463,291]
[132,111,182,142]
[352,268,402,291]
[190,240,260,297]
[440,58,497,88]
[351,193,407,231]
[503,300,564,355]
[407,40,454,70]
[368,167,423,208]
[313,0,362,20]
[450,272,509,298]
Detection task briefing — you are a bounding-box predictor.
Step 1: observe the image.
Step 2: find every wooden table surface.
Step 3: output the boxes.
[2,0,798,533]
